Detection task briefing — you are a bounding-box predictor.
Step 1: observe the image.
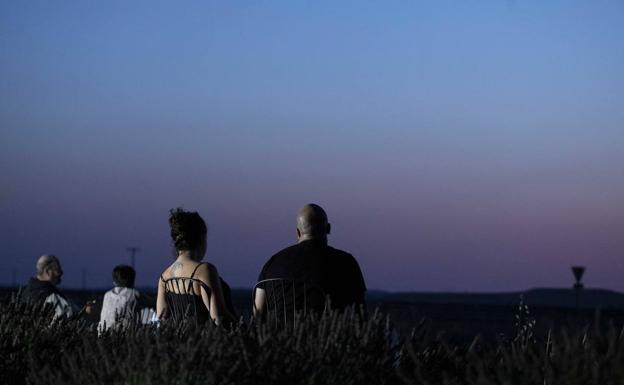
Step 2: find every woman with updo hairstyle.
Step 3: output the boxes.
[157,208,235,325]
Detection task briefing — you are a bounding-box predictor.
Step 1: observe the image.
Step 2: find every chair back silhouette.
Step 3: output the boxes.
[253,278,327,327]
[161,277,212,323]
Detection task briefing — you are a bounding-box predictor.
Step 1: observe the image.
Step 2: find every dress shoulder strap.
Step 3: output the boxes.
[190,263,204,279]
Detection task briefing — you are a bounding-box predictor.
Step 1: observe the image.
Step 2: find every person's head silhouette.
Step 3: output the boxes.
[168,208,207,261]
[296,204,331,243]
[36,254,63,285]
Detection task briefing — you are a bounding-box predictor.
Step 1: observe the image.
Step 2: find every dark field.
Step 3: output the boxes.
[2,287,624,384]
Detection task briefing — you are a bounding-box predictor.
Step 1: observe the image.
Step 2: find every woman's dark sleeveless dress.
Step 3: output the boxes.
[161,263,211,323]
[161,263,237,323]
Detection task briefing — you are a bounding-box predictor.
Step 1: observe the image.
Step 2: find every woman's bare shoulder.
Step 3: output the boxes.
[195,262,219,283]
[159,262,176,280]
[195,262,218,275]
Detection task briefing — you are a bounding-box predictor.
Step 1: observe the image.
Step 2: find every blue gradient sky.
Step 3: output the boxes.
[1,1,623,291]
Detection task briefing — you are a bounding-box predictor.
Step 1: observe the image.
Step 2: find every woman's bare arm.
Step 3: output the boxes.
[198,263,234,325]
[156,276,168,319]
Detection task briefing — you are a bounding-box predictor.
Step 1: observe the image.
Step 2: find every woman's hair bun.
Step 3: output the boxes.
[169,207,207,251]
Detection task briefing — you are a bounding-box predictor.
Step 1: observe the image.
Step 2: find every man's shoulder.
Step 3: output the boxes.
[21,277,62,301]
[269,243,357,263]
[326,245,357,262]
[271,243,302,258]
[266,241,342,264]
[263,243,301,265]
[326,245,367,297]
[258,243,303,280]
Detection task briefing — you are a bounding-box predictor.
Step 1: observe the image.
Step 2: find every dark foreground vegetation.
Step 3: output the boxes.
[1,298,624,385]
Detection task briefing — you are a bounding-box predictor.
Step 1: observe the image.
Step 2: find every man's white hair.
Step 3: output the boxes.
[36,254,59,275]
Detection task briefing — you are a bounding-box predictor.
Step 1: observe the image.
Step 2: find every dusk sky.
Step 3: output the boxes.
[1,1,623,292]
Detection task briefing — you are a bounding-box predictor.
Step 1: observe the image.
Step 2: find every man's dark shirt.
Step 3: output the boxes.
[257,239,366,310]
[20,277,64,303]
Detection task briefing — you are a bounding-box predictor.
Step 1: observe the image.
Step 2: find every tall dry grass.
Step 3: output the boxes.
[1,297,624,385]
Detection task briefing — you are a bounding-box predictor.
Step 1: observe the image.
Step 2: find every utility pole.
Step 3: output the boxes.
[572,266,585,310]
[127,247,141,268]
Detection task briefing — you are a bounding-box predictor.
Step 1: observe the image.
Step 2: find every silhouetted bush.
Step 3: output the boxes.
[2,298,624,385]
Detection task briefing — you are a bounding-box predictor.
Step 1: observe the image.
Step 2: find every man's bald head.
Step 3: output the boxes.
[36,254,63,284]
[296,204,331,242]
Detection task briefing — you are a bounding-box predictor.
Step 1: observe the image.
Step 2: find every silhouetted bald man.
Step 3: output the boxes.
[255,204,366,314]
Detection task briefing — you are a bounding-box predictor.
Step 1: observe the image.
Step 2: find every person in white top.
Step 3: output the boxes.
[98,265,141,331]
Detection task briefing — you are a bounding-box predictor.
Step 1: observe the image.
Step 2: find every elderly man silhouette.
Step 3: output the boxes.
[255,204,366,315]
